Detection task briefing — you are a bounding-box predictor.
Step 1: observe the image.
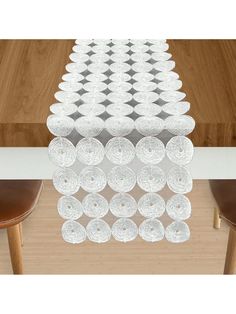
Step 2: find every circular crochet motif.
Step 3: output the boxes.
[62,221,86,244]
[167,166,192,194]
[166,194,191,220]
[105,137,135,165]
[47,115,74,137]
[79,166,106,193]
[112,218,138,242]
[137,165,166,192]
[166,136,194,165]
[75,117,104,137]
[50,103,77,116]
[57,196,83,220]
[48,137,76,167]
[139,219,165,242]
[82,193,109,218]
[138,193,165,218]
[53,168,79,195]
[165,221,190,243]
[136,136,165,164]
[86,219,111,243]
[107,166,136,193]
[110,193,137,217]
[76,138,104,165]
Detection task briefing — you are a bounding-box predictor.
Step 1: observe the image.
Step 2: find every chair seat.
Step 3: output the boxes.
[209,180,236,227]
[0,180,43,228]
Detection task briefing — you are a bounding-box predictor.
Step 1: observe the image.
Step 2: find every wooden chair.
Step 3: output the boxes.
[0,180,43,274]
[209,180,236,274]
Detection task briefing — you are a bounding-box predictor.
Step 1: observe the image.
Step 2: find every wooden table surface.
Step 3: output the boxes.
[0,40,235,147]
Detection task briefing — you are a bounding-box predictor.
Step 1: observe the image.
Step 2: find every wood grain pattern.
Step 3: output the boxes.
[7,224,23,274]
[224,228,236,274]
[168,40,236,146]
[0,180,230,274]
[0,40,236,146]
[0,40,72,146]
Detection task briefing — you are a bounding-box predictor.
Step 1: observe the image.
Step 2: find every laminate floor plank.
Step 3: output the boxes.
[0,180,228,274]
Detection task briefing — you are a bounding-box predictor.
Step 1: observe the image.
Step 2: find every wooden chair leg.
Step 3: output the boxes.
[224,228,236,274]
[213,206,221,229]
[7,224,23,274]
[19,223,23,246]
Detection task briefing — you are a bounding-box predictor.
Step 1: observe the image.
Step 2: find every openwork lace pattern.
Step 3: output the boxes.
[47,39,195,244]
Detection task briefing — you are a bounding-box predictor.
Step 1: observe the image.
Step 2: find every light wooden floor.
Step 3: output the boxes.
[0,180,228,274]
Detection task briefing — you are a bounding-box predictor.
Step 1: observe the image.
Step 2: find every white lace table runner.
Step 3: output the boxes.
[47,39,195,244]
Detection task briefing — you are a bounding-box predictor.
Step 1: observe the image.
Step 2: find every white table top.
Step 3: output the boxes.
[0,147,235,179]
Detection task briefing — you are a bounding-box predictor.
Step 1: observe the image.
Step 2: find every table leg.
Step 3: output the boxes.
[213,206,221,229]
[7,224,23,274]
